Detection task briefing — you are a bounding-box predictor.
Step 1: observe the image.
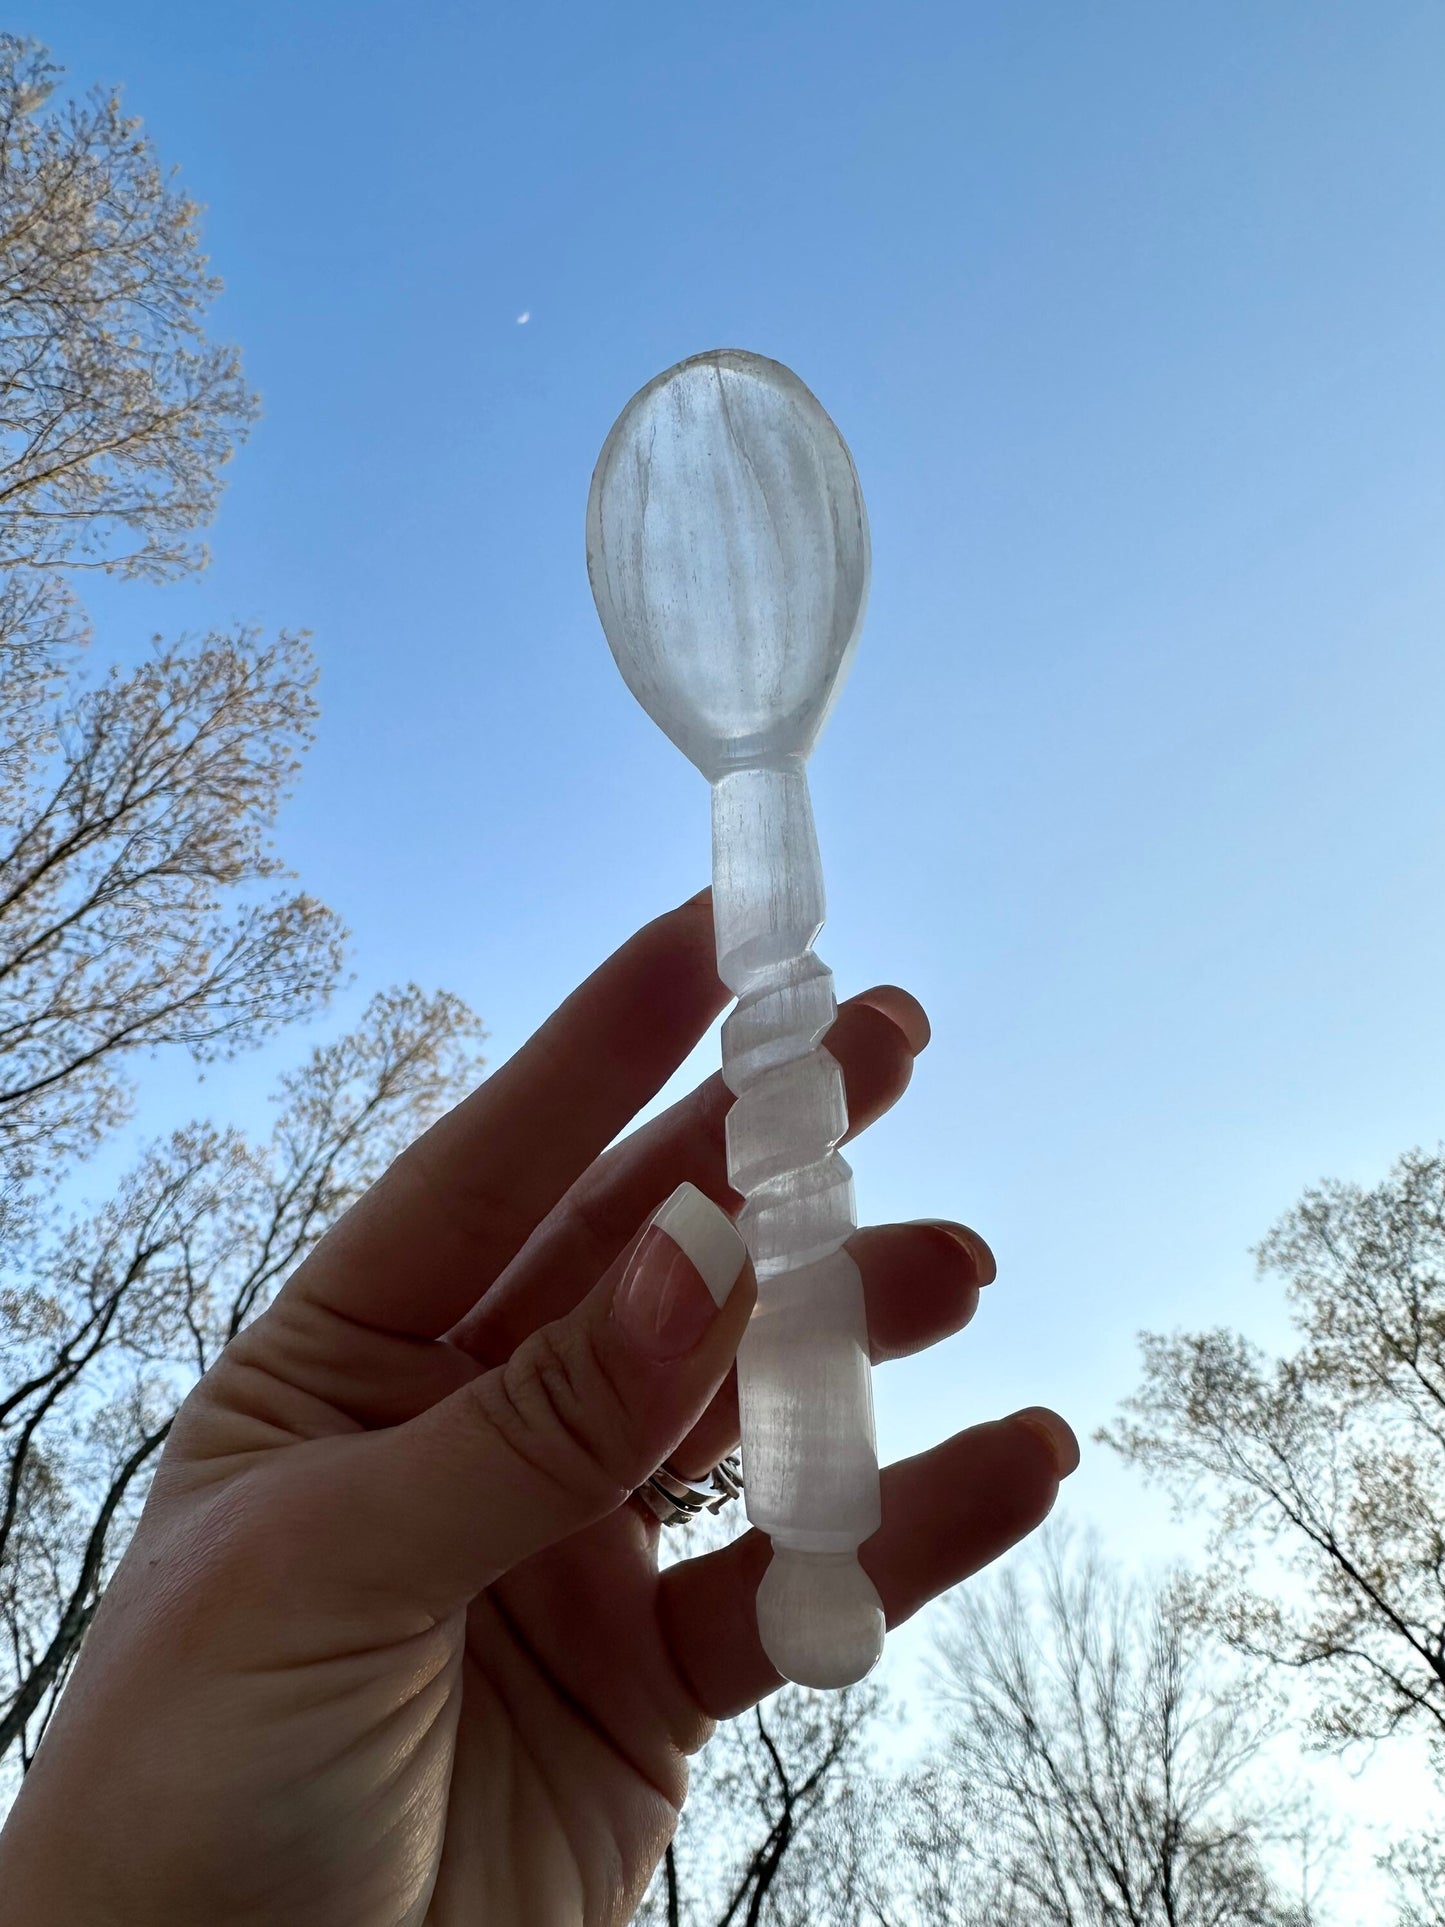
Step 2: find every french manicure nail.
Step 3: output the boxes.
[1008,1406,1081,1479]
[613,1183,747,1360]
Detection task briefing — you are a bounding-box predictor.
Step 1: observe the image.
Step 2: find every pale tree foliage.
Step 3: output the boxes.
[0,571,81,784]
[0,27,256,801]
[1104,1149,1445,1904]
[0,34,488,1810]
[1383,1836,1445,1927]
[0,985,485,1776]
[904,1532,1313,1927]
[0,628,347,1192]
[0,33,333,1197]
[0,34,256,592]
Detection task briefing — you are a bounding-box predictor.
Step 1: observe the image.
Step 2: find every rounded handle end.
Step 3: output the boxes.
[755,1546,885,1689]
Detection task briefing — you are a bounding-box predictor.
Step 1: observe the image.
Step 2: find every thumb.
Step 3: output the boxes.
[345,1183,753,1614]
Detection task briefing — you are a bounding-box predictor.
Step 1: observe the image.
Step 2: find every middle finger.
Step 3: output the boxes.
[449,986,931,1367]
[666,1217,996,1479]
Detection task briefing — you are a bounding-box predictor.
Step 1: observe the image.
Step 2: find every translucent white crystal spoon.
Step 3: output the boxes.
[586,349,885,1689]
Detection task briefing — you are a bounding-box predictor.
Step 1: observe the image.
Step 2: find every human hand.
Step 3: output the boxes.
[0,893,1076,1925]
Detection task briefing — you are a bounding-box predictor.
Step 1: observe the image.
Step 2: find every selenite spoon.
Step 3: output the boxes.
[587,348,884,1689]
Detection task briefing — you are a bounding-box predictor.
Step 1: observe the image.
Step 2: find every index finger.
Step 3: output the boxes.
[287,891,726,1338]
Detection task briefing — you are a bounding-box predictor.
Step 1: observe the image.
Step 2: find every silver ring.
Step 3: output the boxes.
[634,1452,744,1528]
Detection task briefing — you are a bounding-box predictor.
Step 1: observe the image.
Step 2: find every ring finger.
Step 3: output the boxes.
[663,1217,996,1480]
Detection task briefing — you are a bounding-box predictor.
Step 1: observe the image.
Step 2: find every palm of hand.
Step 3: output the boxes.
[439,1521,701,1926]
[0,900,1068,1927]
[75,1327,702,1927]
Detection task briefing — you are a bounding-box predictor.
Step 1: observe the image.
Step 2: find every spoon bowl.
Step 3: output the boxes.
[586,350,870,779]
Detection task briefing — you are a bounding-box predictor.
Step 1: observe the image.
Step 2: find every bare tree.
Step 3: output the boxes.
[0,984,485,1778]
[0,34,330,1199]
[634,1679,885,1927]
[0,628,347,1191]
[912,1530,1311,1927]
[630,1534,1326,1927]
[868,1766,1026,1927]
[0,34,256,594]
[1383,1836,1445,1927]
[0,30,485,1821]
[1103,1150,1445,1773]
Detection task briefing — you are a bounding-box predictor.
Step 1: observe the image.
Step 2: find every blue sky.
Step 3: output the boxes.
[38,0,1445,1897]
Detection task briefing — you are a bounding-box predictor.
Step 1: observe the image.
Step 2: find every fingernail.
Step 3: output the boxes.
[859,987,931,1055]
[613,1183,747,1360]
[1008,1406,1080,1478]
[912,1220,996,1284]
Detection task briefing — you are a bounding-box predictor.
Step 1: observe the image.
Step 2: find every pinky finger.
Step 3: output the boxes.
[657,1408,1078,1722]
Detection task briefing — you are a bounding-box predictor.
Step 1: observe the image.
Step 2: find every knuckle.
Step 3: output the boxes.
[477,1317,651,1509]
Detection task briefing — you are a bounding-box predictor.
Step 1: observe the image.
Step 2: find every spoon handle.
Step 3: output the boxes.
[712,762,886,1688]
